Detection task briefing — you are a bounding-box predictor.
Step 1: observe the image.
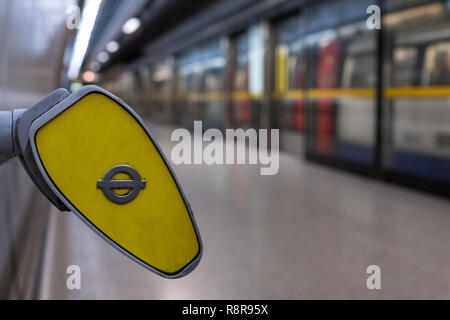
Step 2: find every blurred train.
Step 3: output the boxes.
[99,0,450,193]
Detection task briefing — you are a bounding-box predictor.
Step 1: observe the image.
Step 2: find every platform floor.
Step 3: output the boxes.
[38,123,450,299]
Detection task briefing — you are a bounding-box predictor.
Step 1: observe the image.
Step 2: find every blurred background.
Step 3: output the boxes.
[1,0,450,299]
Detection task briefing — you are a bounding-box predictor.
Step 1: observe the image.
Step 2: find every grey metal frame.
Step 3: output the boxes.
[0,109,26,164]
[28,85,203,279]
[15,88,72,211]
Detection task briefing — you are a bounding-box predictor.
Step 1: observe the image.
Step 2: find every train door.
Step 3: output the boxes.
[314,37,341,155]
[382,1,450,186]
[274,14,307,156]
[337,28,377,164]
[304,0,378,169]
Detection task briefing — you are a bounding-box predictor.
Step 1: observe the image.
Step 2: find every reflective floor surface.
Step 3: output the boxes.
[39,123,450,299]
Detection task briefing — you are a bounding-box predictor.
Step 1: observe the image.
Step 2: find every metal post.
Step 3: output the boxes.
[375,0,384,173]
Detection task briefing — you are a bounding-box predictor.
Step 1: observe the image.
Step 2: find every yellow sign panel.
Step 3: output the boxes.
[33,90,201,277]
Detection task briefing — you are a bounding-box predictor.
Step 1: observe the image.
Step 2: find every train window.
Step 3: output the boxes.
[422,41,450,86]
[202,57,225,93]
[384,2,445,28]
[316,36,341,88]
[392,47,418,87]
[342,37,377,88]
[345,54,376,87]
[176,39,225,129]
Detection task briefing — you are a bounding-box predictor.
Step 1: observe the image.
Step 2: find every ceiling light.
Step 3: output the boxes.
[122,17,141,34]
[97,51,109,63]
[106,40,120,53]
[83,70,96,82]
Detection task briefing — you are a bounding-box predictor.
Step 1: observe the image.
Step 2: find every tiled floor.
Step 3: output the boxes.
[39,124,450,299]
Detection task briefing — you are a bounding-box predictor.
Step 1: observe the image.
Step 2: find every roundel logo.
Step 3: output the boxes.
[97,165,146,204]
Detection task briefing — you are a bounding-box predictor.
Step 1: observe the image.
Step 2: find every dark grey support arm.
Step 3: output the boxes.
[0,109,26,164]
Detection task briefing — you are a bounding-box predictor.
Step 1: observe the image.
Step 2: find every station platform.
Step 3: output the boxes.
[36,123,450,299]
